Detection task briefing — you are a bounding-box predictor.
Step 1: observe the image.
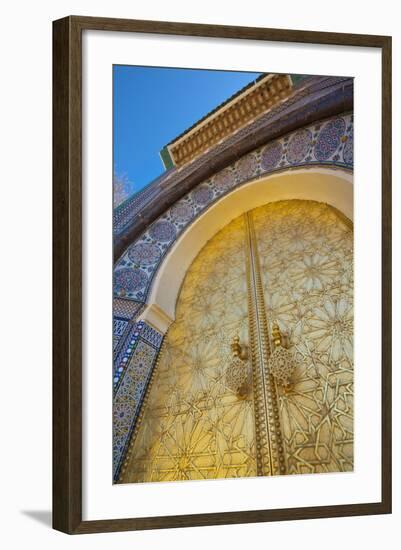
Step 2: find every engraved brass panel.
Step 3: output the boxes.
[123,217,258,482]
[122,199,353,482]
[253,200,353,474]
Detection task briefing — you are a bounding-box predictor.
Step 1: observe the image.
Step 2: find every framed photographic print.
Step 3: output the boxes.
[53,16,392,534]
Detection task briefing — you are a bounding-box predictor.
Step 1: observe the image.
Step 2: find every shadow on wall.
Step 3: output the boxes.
[21,510,52,528]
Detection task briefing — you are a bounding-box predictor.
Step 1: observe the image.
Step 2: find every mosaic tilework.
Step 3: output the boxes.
[113,320,145,388]
[113,298,144,320]
[113,321,164,481]
[114,267,148,295]
[113,318,129,350]
[214,167,236,192]
[141,323,164,348]
[149,220,176,242]
[114,318,128,337]
[113,300,145,354]
[343,126,353,165]
[113,174,164,235]
[286,129,313,163]
[314,118,346,161]
[261,141,283,171]
[170,202,194,222]
[114,113,353,303]
[128,242,161,266]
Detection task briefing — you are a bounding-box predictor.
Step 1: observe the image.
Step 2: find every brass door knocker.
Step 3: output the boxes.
[225,335,251,399]
[267,322,295,390]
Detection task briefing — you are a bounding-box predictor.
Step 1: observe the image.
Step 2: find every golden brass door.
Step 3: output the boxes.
[121,200,353,483]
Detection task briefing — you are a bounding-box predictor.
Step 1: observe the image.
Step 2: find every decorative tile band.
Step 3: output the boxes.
[112,299,146,355]
[113,320,145,389]
[113,298,144,320]
[113,321,164,480]
[113,318,129,351]
[114,113,353,304]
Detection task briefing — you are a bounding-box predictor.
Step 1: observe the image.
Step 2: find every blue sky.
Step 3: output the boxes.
[113,66,262,198]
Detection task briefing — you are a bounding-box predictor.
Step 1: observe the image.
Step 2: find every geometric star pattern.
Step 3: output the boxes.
[123,216,257,482]
[253,200,353,474]
[121,199,353,483]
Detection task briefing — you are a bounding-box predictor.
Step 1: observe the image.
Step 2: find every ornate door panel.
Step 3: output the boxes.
[122,200,353,483]
[123,217,258,482]
[253,200,353,474]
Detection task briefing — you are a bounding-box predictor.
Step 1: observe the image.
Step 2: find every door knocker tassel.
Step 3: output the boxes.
[267,322,295,390]
[225,335,251,399]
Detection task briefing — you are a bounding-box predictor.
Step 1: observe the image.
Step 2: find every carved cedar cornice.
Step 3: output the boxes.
[167,74,292,167]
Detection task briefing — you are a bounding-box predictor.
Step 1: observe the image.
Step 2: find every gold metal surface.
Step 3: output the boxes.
[121,199,353,483]
[226,336,251,398]
[245,211,285,476]
[123,217,257,482]
[231,335,248,360]
[253,200,354,474]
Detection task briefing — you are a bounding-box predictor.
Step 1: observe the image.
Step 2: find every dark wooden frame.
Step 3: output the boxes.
[53,15,392,534]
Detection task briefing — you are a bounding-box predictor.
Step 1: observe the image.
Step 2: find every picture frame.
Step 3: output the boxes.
[53,15,392,534]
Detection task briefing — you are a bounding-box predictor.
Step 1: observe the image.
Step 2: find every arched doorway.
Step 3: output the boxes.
[121,199,353,483]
